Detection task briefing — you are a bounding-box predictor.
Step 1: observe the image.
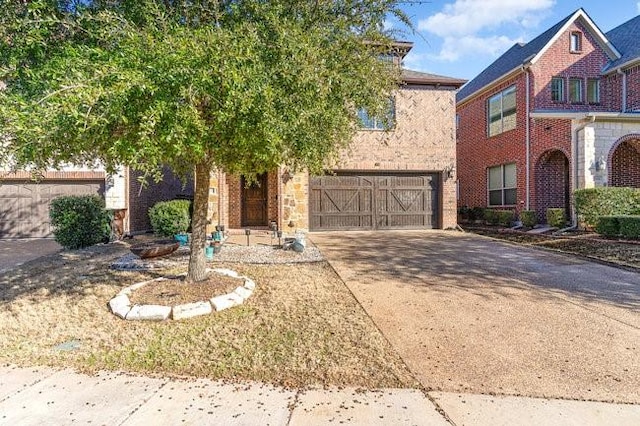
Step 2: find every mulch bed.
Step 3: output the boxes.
[128,274,241,306]
[462,223,640,269]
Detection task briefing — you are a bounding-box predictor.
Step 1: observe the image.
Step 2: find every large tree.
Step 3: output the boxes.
[0,0,406,281]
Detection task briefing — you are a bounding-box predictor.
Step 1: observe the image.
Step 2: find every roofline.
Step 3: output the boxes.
[530,9,621,66]
[603,57,640,75]
[402,76,466,88]
[458,9,622,106]
[530,111,640,121]
[457,64,526,106]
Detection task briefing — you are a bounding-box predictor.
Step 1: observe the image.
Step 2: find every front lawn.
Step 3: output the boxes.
[0,244,417,389]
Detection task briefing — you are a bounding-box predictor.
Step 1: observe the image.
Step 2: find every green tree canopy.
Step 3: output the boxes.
[0,0,408,281]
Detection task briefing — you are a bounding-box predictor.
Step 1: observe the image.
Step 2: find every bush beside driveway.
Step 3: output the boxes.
[311,230,640,404]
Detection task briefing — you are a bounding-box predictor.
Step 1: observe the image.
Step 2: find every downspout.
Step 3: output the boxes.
[524,66,531,211]
[618,68,627,112]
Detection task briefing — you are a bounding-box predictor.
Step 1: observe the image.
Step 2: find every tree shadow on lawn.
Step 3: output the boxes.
[0,243,161,306]
[314,231,640,312]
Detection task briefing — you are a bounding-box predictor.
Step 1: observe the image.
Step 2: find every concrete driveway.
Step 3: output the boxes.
[311,230,640,404]
[0,239,61,274]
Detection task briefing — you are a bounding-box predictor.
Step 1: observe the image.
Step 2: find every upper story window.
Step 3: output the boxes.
[487,86,516,137]
[357,98,395,130]
[488,163,517,206]
[570,32,582,52]
[569,78,583,103]
[587,78,600,104]
[456,114,460,129]
[551,77,565,102]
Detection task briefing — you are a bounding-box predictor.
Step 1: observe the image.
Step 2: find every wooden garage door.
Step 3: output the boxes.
[310,173,440,231]
[0,180,104,238]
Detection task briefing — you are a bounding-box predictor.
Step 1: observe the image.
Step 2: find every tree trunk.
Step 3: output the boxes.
[187,160,212,283]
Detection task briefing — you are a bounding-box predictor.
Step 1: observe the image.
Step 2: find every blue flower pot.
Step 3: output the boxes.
[205,246,214,259]
[174,234,188,246]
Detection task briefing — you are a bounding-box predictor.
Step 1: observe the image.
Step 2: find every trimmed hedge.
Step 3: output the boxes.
[149,199,191,237]
[619,216,640,239]
[484,209,514,226]
[546,208,566,228]
[595,216,620,237]
[520,210,537,228]
[574,187,640,227]
[49,195,111,249]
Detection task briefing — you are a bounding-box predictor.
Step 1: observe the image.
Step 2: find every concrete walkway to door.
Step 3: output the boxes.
[311,230,640,406]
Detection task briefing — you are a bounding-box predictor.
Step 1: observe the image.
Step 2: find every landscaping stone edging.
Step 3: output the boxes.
[108,268,255,321]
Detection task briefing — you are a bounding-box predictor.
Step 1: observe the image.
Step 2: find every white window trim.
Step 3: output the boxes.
[487,164,517,207]
[487,86,516,137]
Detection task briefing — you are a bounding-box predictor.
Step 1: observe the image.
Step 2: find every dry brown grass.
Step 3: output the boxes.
[0,244,418,389]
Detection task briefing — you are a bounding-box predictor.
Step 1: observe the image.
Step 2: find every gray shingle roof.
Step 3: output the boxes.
[401,69,466,87]
[604,15,640,72]
[456,10,577,103]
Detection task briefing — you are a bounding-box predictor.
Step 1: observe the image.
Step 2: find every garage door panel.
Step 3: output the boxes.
[310,172,439,231]
[0,181,104,238]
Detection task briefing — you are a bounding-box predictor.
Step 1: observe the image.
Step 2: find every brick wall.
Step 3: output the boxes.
[531,20,610,112]
[342,85,458,228]
[610,138,640,187]
[625,65,640,112]
[457,74,527,213]
[128,166,194,233]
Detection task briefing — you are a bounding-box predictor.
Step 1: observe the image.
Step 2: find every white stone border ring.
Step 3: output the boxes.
[109,268,255,321]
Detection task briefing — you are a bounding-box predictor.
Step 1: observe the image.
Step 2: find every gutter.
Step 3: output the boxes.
[618,68,627,112]
[525,67,531,210]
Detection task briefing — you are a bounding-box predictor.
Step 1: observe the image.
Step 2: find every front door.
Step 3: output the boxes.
[241,174,268,227]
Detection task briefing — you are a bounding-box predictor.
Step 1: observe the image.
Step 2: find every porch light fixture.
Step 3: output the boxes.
[281,169,292,184]
[444,164,455,180]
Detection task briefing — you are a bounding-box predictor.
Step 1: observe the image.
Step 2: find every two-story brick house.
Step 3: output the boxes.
[456,9,640,223]
[206,43,466,233]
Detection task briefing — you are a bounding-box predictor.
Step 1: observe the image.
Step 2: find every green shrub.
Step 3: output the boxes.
[148,199,191,237]
[470,207,485,221]
[546,208,566,228]
[484,209,513,226]
[496,210,515,226]
[484,209,498,225]
[574,187,640,227]
[595,216,620,237]
[520,210,537,228]
[49,195,110,249]
[618,215,640,239]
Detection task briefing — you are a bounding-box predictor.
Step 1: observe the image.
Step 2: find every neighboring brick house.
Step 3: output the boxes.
[0,166,193,238]
[206,43,466,233]
[456,9,640,224]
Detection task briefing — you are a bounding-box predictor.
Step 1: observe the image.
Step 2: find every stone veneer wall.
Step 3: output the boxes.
[575,120,640,188]
[280,171,309,231]
[337,85,458,228]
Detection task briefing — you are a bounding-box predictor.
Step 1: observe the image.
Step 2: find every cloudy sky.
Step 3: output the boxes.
[395,0,640,81]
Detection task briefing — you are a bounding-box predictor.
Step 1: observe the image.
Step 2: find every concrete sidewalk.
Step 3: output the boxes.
[2,366,639,425]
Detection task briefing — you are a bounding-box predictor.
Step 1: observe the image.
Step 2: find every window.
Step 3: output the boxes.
[569,78,582,103]
[570,32,582,52]
[488,163,517,206]
[357,99,395,130]
[487,86,516,137]
[551,77,565,102]
[456,114,460,129]
[587,79,600,104]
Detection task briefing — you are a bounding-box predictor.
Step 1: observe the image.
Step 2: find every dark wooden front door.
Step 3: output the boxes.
[241,174,268,227]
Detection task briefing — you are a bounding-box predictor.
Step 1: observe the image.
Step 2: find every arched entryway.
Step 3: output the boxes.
[535,150,570,223]
[609,135,640,188]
